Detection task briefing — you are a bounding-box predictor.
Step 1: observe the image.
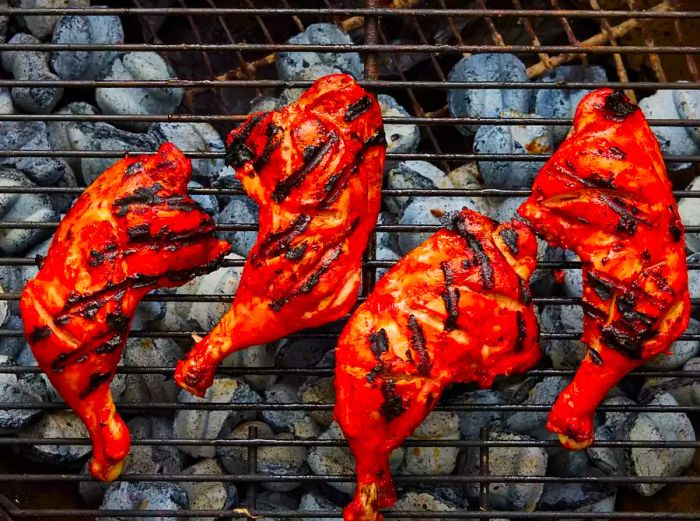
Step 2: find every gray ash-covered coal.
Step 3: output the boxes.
[474,110,553,190]
[276,23,363,81]
[1,33,63,114]
[96,52,184,129]
[50,13,123,80]
[0,168,57,254]
[174,378,261,459]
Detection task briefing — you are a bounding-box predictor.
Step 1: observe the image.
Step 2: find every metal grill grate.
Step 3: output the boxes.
[0,0,699,519]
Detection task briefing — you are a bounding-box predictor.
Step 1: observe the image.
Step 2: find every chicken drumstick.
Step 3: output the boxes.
[518,88,690,449]
[20,143,231,481]
[175,74,385,397]
[335,208,541,521]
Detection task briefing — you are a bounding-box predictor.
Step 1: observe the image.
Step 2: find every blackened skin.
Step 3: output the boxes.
[20,142,232,483]
[370,329,390,359]
[345,95,374,122]
[603,89,638,121]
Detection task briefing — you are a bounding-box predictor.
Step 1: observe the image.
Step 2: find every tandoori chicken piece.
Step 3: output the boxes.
[175,74,385,397]
[335,208,541,521]
[20,143,231,481]
[518,88,690,450]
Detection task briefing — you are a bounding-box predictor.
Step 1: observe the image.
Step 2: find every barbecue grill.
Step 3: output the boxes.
[0,0,698,519]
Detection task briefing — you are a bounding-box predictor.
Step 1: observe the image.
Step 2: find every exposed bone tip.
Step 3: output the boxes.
[557,432,593,450]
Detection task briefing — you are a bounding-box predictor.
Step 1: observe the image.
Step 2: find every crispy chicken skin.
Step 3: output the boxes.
[175,74,385,397]
[335,209,541,521]
[518,89,690,450]
[20,143,231,481]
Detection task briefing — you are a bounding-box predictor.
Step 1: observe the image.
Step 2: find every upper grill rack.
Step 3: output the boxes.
[0,1,699,520]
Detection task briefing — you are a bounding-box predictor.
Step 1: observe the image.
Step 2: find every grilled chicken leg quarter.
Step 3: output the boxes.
[175,74,385,397]
[20,143,232,481]
[335,208,541,521]
[518,88,690,450]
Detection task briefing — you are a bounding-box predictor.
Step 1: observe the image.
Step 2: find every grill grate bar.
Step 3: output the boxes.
[4,222,700,233]
[0,80,697,89]
[1,151,699,163]
[1,43,698,53]
[0,257,634,267]
[0,474,697,485]
[1,438,699,449]
[6,510,700,519]
[1,7,699,18]
[3,292,700,305]
[1,114,699,126]
[2,329,699,341]
[2,402,699,413]
[2,187,700,199]
[0,366,698,379]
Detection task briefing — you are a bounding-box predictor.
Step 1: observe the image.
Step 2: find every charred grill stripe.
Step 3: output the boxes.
[441,262,460,331]
[514,312,527,353]
[79,297,107,320]
[366,364,382,384]
[155,160,177,170]
[226,113,265,168]
[113,183,163,208]
[51,353,69,373]
[616,296,655,328]
[62,245,227,312]
[94,334,123,354]
[106,311,130,332]
[253,124,283,171]
[380,380,407,421]
[319,128,384,210]
[599,194,638,236]
[344,95,373,122]
[603,90,638,121]
[370,329,390,360]
[127,223,150,241]
[80,372,113,399]
[115,191,199,218]
[518,278,532,305]
[499,228,519,256]
[270,245,344,311]
[556,162,615,189]
[581,301,606,320]
[285,243,307,262]
[589,348,604,365]
[299,247,343,294]
[320,161,359,209]
[441,261,454,285]
[124,161,144,176]
[364,128,386,148]
[587,271,615,301]
[89,249,105,267]
[255,214,312,263]
[29,325,52,343]
[454,216,494,289]
[608,146,627,159]
[669,206,683,242]
[272,131,339,203]
[55,315,71,326]
[649,270,672,294]
[408,315,431,375]
[601,324,645,359]
[442,287,460,331]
